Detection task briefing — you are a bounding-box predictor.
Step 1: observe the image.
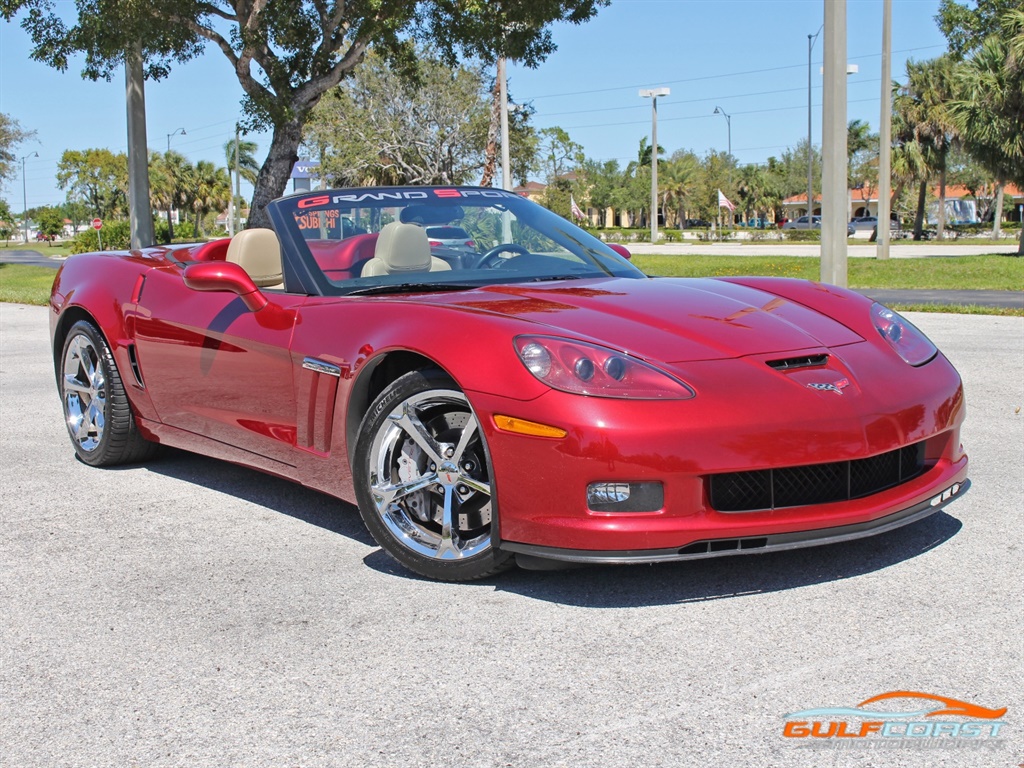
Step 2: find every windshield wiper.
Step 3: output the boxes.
[522,273,596,283]
[345,282,480,297]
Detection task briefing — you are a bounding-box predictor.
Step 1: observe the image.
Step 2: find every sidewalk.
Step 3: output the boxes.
[622,241,1022,258]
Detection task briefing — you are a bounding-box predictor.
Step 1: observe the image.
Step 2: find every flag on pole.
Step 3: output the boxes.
[717,189,735,212]
[570,195,585,221]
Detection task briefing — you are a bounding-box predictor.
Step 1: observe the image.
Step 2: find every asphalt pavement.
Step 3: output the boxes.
[1,302,1021,767]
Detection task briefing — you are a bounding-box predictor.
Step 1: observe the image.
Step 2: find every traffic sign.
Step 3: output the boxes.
[92,218,103,230]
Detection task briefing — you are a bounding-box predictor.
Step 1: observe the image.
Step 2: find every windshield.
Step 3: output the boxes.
[269,187,644,295]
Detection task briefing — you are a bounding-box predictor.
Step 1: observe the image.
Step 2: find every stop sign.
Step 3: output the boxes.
[92,218,102,230]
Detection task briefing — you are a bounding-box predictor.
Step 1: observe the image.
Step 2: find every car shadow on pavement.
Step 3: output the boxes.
[126,448,963,605]
[137,447,376,546]
[487,512,963,608]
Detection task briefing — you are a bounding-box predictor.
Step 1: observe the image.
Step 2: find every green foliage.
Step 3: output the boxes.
[69,220,131,254]
[56,148,127,219]
[1,112,36,183]
[4,0,608,227]
[782,229,822,242]
[306,48,493,186]
[35,206,65,240]
[537,126,584,184]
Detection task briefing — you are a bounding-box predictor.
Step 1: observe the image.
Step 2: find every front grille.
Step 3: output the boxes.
[709,442,927,512]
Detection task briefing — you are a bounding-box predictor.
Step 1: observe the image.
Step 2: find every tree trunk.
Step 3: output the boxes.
[913,181,927,240]
[936,164,946,240]
[247,118,305,230]
[479,77,501,187]
[993,183,1004,240]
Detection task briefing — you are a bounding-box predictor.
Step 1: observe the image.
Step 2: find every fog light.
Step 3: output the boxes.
[587,482,630,504]
[587,481,664,513]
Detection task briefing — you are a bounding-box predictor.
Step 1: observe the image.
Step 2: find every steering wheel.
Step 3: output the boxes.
[473,243,531,269]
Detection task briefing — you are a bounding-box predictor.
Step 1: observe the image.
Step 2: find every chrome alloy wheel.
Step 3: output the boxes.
[368,389,493,561]
[62,333,107,453]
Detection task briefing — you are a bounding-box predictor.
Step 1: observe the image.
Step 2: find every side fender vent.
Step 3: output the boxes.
[126,343,145,389]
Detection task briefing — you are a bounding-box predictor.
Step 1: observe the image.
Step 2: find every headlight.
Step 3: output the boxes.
[514,335,695,399]
[871,303,937,366]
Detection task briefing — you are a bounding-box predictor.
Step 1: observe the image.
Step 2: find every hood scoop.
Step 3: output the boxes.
[766,354,829,371]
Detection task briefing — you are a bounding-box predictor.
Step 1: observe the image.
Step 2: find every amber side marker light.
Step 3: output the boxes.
[493,415,567,439]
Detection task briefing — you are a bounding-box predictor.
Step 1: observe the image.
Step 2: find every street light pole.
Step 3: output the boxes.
[713,106,732,157]
[877,0,893,260]
[640,87,670,244]
[808,24,823,221]
[20,151,38,243]
[166,127,185,155]
[165,127,186,240]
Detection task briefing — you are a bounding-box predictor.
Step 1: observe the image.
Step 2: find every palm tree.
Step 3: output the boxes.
[735,163,781,226]
[223,137,260,185]
[190,161,231,238]
[947,8,1024,254]
[893,57,959,239]
[659,152,698,227]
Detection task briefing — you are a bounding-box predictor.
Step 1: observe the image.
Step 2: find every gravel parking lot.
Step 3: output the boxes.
[2,302,1021,768]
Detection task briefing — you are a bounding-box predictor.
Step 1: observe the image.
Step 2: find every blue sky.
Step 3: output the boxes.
[1,0,949,210]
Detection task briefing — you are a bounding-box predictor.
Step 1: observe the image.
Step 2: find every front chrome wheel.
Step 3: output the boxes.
[57,320,157,467]
[354,371,512,580]
[62,332,107,453]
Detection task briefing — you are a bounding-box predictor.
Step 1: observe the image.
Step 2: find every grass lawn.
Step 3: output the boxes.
[0,264,57,306]
[632,254,1024,291]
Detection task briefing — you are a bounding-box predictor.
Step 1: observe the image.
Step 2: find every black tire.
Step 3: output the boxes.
[353,369,513,581]
[58,320,158,467]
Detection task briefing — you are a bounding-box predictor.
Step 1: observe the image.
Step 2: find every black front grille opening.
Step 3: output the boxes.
[766,354,829,371]
[709,442,927,512]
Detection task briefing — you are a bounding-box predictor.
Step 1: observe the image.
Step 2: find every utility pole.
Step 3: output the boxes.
[125,42,154,250]
[821,0,849,287]
[877,0,893,260]
[165,127,185,240]
[640,88,669,244]
[230,125,240,236]
[20,151,38,243]
[498,58,511,192]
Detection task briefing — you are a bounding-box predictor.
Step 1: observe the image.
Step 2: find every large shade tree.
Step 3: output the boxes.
[4,0,608,228]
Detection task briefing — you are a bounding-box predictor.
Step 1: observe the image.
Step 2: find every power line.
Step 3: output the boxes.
[519,44,941,101]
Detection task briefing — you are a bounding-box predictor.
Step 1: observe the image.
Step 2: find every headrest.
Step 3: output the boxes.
[226,228,283,288]
[374,222,432,272]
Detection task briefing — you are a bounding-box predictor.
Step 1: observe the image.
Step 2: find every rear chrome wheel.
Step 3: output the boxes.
[354,370,513,581]
[58,320,157,466]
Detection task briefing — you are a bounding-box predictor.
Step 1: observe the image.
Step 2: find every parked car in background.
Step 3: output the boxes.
[424,225,477,265]
[682,218,712,229]
[782,216,820,230]
[851,216,900,234]
[782,216,855,236]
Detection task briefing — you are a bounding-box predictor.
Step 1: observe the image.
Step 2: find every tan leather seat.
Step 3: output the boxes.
[226,228,284,289]
[360,222,452,277]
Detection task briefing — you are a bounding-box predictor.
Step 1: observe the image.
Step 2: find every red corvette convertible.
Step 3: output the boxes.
[50,187,968,580]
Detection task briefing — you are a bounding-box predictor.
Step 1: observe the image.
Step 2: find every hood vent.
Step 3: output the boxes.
[766,353,829,371]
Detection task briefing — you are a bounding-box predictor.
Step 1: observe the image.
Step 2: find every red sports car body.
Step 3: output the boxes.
[49,187,968,580]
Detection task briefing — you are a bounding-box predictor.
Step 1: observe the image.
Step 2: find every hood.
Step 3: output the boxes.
[423,277,864,363]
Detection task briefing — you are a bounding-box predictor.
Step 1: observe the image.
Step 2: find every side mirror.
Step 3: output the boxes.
[183,261,268,312]
[608,243,632,261]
